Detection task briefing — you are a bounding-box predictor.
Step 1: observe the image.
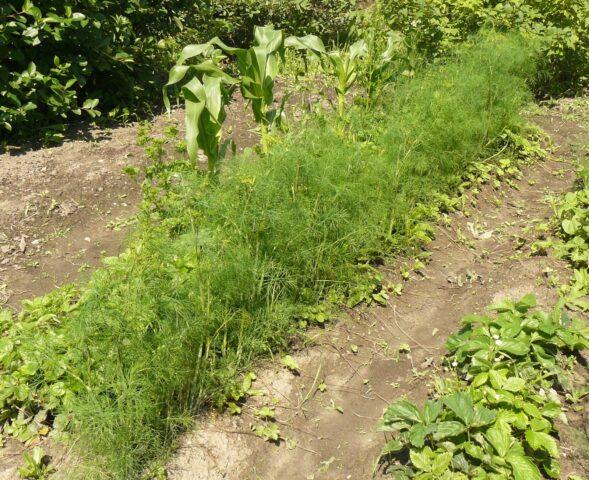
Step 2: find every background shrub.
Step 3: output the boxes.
[0,0,355,142]
[375,0,589,95]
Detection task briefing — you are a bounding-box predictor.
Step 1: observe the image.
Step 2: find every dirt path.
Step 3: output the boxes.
[167,99,589,480]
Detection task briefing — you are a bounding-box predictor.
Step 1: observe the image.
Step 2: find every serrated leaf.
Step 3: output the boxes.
[254,406,275,420]
[384,400,422,423]
[506,450,541,480]
[443,392,475,425]
[432,452,453,476]
[410,447,432,471]
[432,421,466,441]
[525,430,558,458]
[502,377,526,392]
[381,439,404,456]
[485,423,512,458]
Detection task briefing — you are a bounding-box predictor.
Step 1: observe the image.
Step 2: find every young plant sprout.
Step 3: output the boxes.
[163,44,237,175]
[211,26,288,153]
[286,35,369,117]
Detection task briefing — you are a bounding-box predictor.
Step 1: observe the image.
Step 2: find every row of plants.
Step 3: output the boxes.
[0,0,355,143]
[162,24,405,171]
[0,32,539,478]
[379,295,588,479]
[544,169,589,313]
[378,155,589,479]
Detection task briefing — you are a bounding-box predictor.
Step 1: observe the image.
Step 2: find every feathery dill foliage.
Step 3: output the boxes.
[43,33,537,478]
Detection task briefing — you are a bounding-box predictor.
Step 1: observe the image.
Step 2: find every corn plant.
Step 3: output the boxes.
[327,40,368,116]
[363,31,407,103]
[210,26,288,153]
[286,35,368,117]
[163,44,237,174]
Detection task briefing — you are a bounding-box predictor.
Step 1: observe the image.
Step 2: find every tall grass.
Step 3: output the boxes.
[45,32,538,478]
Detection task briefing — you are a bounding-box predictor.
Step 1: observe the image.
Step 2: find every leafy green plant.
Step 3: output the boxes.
[0,287,79,445]
[163,44,237,173]
[18,447,54,479]
[379,296,588,479]
[552,189,589,311]
[532,179,589,311]
[0,1,356,143]
[212,26,288,153]
[287,31,405,112]
[173,26,295,154]
[375,0,589,94]
[325,39,369,117]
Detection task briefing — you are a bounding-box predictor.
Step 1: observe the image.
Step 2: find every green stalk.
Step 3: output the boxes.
[338,92,345,118]
[207,150,219,177]
[260,121,269,154]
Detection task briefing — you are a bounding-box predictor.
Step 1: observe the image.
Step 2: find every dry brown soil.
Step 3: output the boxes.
[0,103,261,310]
[167,99,589,480]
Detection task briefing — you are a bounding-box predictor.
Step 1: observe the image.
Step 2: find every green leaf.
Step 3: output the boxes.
[522,402,542,419]
[472,406,496,427]
[253,423,280,442]
[0,338,14,360]
[423,400,442,424]
[281,355,299,373]
[384,400,422,423]
[381,439,404,456]
[285,34,326,56]
[432,451,453,476]
[562,219,580,235]
[515,294,537,312]
[502,377,526,392]
[410,447,432,471]
[525,430,558,458]
[254,406,275,420]
[506,450,541,480]
[485,423,512,458]
[498,340,530,356]
[472,372,489,387]
[443,392,475,425]
[409,424,428,447]
[432,421,466,441]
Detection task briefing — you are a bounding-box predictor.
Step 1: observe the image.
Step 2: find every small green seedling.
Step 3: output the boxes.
[18,447,53,479]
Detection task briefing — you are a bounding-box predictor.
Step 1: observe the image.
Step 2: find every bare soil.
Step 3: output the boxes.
[167,99,589,480]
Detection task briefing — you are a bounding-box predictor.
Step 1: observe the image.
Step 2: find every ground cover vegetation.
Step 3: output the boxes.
[0,28,541,478]
[1,0,589,478]
[379,295,589,479]
[378,131,589,479]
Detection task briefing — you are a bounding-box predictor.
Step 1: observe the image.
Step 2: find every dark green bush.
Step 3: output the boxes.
[375,0,589,95]
[0,0,355,142]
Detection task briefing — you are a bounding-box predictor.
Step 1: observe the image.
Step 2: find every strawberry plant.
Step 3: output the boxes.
[552,188,589,311]
[379,296,589,479]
